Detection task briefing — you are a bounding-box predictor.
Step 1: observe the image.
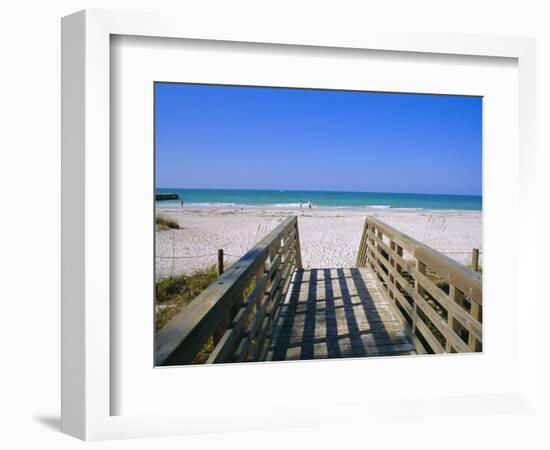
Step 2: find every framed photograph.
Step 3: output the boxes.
[62,9,537,440]
[153,82,483,366]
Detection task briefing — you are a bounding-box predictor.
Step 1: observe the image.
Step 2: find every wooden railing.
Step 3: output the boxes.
[156,216,302,365]
[356,217,482,354]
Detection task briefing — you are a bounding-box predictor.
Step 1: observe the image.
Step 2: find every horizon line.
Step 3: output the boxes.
[155,186,482,197]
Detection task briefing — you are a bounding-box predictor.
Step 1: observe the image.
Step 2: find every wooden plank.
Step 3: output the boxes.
[468,299,482,351]
[367,252,442,353]
[212,260,263,345]
[255,259,296,360]
[259,267,300,360]
[414,315,446,353]
[446,285,457,353]
[368,267,427,355]
[411,266,482,341]
[367,250,413,316]
[471,248,480,272]
[366,228,482,342]
[206,272,269,363]
[266,250,282,278]
[366,239,470,353]
[156,216,297,365]
[415,246,482,306]
[254,288,285,360]
[294,221,303,269]
[269,267,417,360]
[365,218,482,306]
[217,249,224,276]
[235,251,297,362]
[413,259,425,334]
[356,221,369,266]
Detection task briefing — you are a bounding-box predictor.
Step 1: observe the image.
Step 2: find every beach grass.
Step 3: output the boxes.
[155,263,259,363]
[155,265,218,332]
[156,214,180,230]
[155,265,224,364]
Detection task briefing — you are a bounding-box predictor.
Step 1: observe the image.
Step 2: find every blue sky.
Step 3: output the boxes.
[155,83,482,195]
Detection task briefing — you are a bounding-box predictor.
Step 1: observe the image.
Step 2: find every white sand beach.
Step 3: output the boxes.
[155,206,482,279]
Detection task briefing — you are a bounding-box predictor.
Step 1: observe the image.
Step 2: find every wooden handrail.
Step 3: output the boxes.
[356,217,482,354]
[156,216,302,365]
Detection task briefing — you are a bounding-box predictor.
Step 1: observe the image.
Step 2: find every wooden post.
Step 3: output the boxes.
[376,230,383,250]
[217,249,224,276]
[471,248,479,272]
[395,245,403,274]
[388,241,396,300]
[446,285,461,353]
[356,221,368,267]
[413,259,426,334]
[294,220,303,269]
[468,301,482,352]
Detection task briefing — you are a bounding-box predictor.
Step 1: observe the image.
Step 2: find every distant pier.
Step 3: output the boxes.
[156,192,179,201]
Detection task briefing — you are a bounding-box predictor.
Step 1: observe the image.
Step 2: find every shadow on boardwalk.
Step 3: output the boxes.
[268,268,415,361]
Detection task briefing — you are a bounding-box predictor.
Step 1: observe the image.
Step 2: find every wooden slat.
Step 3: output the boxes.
[416,246,482,306]
[365,217,482,306]
[206,273,269,363]
[235,295,271,362]
[366,233,471,353]
[156,216,298,365]
[257,269,294,361]
[365,227,482,343]
[356,221,369,266]
[294,221,303,269]
[414,315,446,353]
[358,218,482,352]
[446,285,457,353]
[159,211,481,365]
[234,249,297,362]
[367,248,413,316]
[258,269,297,361]
[254,257,296,360]
[268,268,417,361]
[368,247,444,354]
[468,299,482,352]
[367,261,427,354]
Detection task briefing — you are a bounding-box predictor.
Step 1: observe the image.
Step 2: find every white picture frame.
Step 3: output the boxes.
[61,9,537,441]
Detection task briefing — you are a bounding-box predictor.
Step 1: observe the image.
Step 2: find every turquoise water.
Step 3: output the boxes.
[155,188,482,211]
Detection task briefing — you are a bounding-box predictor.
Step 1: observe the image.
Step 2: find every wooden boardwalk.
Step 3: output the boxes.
[156,216,482,366]
[267,267,416,361]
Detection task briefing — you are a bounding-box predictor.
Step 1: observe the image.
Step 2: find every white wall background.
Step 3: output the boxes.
[0,1,548,448]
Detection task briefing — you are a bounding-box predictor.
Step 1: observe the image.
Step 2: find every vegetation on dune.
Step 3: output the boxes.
[155,266,219,363]
[155,265,218,332]
[155,263,257,364]
[156,215,180,230]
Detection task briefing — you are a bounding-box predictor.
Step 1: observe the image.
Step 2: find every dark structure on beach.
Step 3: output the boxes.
[156,192,179,201]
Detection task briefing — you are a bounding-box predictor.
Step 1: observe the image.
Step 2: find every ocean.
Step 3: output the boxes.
[155,188,482,211]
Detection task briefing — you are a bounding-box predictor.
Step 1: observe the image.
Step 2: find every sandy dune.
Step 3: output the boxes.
[155,206,482,279]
